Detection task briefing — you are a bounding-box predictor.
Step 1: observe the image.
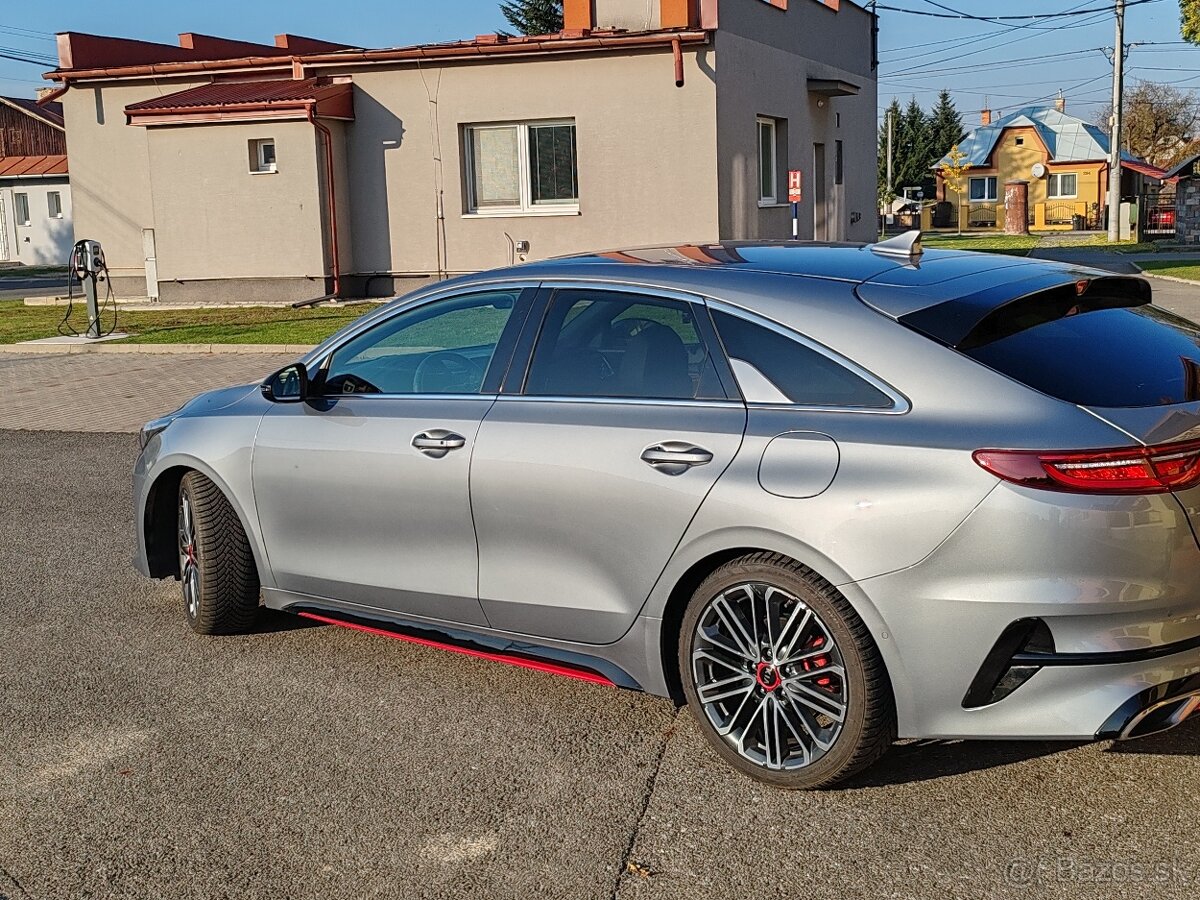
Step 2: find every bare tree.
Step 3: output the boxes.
[1098,79,1200,169]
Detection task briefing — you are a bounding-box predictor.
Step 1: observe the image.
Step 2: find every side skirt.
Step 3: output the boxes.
[283,601,644,691]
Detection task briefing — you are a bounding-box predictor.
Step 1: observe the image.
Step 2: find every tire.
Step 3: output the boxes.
[177,471,260,635]
[678,552,895,789]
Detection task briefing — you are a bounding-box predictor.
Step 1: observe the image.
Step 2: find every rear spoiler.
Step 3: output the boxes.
[894,274,1152,350]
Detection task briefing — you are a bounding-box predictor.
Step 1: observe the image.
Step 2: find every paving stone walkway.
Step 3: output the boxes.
[0,352,296,432]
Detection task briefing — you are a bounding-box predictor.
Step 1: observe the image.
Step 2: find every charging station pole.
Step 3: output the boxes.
[83,264,101,339]
[73,239,105,339]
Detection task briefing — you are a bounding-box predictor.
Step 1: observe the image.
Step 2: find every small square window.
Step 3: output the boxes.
[250,138,277,173]
[14,192,30,226]
[1015,137,1024,146]
[47,191,63,219]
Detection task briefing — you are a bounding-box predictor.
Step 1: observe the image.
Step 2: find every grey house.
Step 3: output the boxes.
[47,0,877,303]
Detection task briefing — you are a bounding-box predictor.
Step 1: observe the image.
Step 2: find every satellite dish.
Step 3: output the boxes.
[1031,162,1047,179]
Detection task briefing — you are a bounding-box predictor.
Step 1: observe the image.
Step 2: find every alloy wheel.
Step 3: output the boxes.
[178,492,200,619]
[691,582,848,771]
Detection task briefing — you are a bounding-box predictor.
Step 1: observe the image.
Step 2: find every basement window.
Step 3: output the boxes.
[464,120,578,216]
[47,191,63,219]
[250,138,277,174]
[14,192,29,226]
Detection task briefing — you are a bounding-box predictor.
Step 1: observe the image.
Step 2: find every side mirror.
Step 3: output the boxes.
[261,363,309,403]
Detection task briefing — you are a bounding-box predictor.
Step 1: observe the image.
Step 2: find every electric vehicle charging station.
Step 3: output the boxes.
[73,239,106,339]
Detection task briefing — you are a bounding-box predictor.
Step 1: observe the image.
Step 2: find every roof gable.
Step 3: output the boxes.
[0,96,64,130]
[937,106,1113,169]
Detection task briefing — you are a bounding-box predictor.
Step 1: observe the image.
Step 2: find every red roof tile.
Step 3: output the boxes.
[125,78,346,111]
[0,155,68,177]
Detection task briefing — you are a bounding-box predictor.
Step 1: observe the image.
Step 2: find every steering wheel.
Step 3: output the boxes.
[413,351,485,393]
[324,372,381,395]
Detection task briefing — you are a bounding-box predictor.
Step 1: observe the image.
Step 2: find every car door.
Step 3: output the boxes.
[252,286,534,626]
[470,285,747,644]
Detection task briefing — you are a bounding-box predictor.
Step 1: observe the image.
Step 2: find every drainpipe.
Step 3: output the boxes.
[37,85,69,106]
[307,104,342,298]
[672,37,684,88]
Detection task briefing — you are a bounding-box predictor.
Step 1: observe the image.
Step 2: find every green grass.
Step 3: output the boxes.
[920,233,1038,255]
[1137,261,1200,282]
[0,265,68,279]
[0,300,372,345]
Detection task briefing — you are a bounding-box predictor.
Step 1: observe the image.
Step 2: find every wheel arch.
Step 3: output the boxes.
[651,530,916,729]
[142,457,267,583]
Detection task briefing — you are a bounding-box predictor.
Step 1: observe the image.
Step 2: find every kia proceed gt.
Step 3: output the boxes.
[134,236,1200,788]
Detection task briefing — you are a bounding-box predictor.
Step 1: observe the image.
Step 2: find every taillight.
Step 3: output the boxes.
[974,439,1200,494]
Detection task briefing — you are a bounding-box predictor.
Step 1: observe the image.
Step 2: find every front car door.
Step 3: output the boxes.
[252,286,534,626]
[470,285,748,644]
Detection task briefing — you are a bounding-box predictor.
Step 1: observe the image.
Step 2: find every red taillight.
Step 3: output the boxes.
[974,440,1200,494]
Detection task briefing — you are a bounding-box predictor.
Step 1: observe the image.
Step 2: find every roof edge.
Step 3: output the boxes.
[46,29,711,83]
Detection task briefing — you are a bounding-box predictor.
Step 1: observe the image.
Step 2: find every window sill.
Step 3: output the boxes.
[463,208,581,219]
[249,169,278,175]
[758,201,790,209]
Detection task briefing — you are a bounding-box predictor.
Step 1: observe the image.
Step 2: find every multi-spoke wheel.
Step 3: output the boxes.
[177,471,260,635]
[679,552,895,789]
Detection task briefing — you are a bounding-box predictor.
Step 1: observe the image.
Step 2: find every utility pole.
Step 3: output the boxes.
[1107,0,1126,242]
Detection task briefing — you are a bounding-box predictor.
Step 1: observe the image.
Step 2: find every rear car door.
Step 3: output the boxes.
[470,285,747,644]
[251,286,533,625]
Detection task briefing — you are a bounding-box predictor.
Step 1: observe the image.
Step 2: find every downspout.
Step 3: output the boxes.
[307,104,341,298]
[37,85,69,106]
[673,37,684,88]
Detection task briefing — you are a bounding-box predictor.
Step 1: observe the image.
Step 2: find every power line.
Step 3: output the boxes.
[876,0,1162,21]
[0,49,55,66]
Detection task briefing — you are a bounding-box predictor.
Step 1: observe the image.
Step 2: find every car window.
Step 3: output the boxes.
[712,310,893,408]
[961,303,1200,408]
[324,291,519,395]
[525,289,726,400]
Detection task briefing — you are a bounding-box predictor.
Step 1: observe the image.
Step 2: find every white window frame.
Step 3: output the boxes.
[13,192,30,226]
[757,116,779,206]
[250,138,277,174]
[1048,172,1078,199]
[47,191,63,219]
[968,176,998,202]
[464,119,579,217]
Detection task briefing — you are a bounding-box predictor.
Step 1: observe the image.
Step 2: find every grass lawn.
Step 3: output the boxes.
[1137,261,1200,282]
[0,265,69,279]
[0,300,373,345]
[920,234,1038,255]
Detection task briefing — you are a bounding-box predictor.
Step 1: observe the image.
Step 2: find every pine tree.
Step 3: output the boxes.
[499,0,564,35]
[928,90,965,163]
[896,97,933,195]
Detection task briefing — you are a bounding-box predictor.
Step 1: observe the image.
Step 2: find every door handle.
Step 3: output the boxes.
[412,429,467,458]
[641,442,714,474]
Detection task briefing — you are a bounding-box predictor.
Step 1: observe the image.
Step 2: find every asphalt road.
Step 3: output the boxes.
[0,275,69,302]
[2,430,1200,900]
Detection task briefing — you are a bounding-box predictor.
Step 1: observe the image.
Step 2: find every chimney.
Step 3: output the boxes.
[1054,90,1066,113]
[981,107,992,126]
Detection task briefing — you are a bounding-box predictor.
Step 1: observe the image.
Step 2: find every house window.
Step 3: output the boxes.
[249,138,277,173]
[464,120,578,215]
[14,192,29,226]
[47,191,63,219]
[757,116,780,204]
[1048,172,1078,198]
[968,176,998,202]
[1015,138,1024,146]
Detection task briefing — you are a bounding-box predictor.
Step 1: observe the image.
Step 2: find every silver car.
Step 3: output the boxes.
[134,236,1200,789]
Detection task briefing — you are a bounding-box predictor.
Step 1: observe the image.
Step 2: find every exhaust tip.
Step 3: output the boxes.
[1119,692,1200,740]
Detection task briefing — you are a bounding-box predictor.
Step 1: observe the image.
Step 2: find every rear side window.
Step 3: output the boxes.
[961,304,1200,408]
[712,311,893,408]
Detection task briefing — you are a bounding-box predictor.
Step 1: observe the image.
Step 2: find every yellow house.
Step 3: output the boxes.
[931,103,1162,231]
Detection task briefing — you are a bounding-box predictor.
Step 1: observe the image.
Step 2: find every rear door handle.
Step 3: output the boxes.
[641,442,714,474]
[412,429,467,458]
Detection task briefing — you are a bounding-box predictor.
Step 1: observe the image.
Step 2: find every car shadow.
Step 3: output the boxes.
[250,608,325,634]
[837,738,1088,788]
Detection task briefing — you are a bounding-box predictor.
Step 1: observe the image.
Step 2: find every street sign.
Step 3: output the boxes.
[788,170,803,204]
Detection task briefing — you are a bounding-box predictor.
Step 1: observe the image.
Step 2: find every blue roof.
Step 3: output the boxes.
[936,106,1132,168]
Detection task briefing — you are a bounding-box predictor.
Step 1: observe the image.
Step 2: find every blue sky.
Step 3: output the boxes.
[1,0,1195,130]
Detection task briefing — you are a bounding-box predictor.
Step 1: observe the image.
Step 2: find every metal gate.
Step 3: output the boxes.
[1141,191,1177,239]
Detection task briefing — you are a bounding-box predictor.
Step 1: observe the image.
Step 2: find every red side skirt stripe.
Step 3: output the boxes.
[297,611,616,687]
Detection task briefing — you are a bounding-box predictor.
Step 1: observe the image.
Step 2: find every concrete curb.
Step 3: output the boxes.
[0,342,314,355]
[1135,267,1200,287]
